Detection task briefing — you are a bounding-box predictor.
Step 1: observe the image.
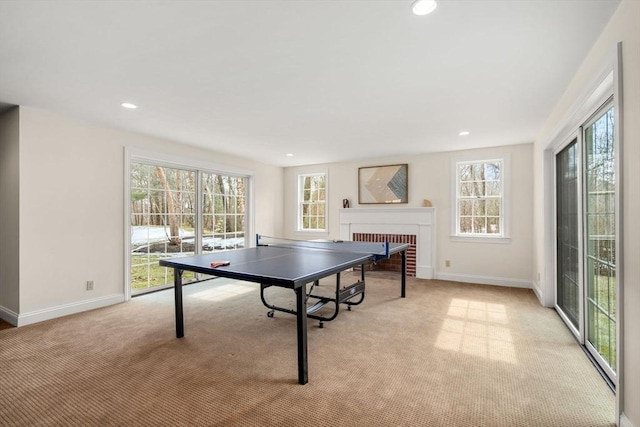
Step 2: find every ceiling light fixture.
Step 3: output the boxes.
[411,0,437,16]
[459,131,470,136]
[286,153,294,157]
[121,102,137,109]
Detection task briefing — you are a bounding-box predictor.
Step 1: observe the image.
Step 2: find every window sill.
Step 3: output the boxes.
[450,235,511,244]
[295,230,330,238]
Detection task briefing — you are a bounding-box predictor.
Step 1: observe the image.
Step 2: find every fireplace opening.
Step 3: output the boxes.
[353,233,416,277]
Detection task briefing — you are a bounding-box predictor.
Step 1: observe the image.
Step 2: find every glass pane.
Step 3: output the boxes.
[486,199,500,216]
[202,214,213,234]
[202,233,214,253]
[472,199,485,216]
[460,182,474,197]
[470,164,483,180]
[459,217,472,234]
[486,181,501,196]
[199,173,246,275]
[131,163,151,189]
[459,164,472,181]
[556,139,580,329]
[472,216,486,234]
[585,107,616,372]
[487,217,500,234]
[485,162,501,181]
[130,166,196,294]
[459,200,472,216]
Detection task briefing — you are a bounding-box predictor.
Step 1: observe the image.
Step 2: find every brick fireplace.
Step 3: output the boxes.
[339,207,435,279]
[353,233,417,276]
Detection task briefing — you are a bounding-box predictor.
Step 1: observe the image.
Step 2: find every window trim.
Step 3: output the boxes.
[296,170,328,236]
[450,155,511,243]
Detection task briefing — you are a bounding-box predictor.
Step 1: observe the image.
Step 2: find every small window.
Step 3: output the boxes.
[298,173,326,232]
[454,159,505,238]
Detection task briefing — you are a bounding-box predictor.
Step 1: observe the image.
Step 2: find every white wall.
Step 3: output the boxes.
[284,143,533,287]
[0,107,20,317]
[533,0,639,425]
[10,107,283,324]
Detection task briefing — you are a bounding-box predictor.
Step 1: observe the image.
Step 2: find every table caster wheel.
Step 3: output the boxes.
[267,311,274,318]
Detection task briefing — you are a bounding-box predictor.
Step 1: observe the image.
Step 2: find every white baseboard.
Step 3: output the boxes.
[0,305,19,326]
[531,281,545,303]
[621,413,635,427]
[416,265,434,279]
[15,294,125,327]
[435,272,532,289]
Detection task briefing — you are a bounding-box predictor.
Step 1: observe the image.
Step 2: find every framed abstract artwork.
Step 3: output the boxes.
[358,164,408,204]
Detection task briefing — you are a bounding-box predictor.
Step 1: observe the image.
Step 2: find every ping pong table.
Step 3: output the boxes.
[159,235,409,385]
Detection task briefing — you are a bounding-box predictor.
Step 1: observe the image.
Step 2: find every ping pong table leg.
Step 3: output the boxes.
[401,250,407,298]
[295,287,309,385]
[174,268,184,338]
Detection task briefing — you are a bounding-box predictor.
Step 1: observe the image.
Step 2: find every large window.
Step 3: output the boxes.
[454,159,504,237]
[129,159,248,295]
[298,173,326,232]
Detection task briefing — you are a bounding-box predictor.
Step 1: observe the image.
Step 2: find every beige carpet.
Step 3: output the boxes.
[0,319,13,331]
[0,273,614,426]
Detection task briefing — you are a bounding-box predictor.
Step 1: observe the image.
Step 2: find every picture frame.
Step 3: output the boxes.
[358,164,408,204]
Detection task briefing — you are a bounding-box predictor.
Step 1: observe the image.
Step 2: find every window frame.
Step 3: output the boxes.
[450,155,511,243]
[124,147,254,300]
[296,171,328,235]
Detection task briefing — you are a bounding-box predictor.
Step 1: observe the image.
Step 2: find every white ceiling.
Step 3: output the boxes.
[0,0,620,167]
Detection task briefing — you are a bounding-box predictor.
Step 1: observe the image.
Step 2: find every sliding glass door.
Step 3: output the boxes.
[555,101,616,384]
[556,138,580,332]
[130,164,197,294]
[584,107,616,377]
[202,173,246,254]
[129,161,248,295]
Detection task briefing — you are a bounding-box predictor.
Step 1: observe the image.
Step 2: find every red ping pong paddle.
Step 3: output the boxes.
[210,261,230,268]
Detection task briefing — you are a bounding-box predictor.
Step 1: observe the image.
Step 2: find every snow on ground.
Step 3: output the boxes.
[131,226,244,251]
[131,226,194,245]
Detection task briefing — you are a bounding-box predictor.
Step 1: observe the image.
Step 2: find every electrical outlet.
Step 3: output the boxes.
[445,260,451,267]
[86,280,94,291]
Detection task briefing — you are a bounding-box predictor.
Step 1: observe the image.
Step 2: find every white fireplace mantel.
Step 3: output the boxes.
[338,207,436,279]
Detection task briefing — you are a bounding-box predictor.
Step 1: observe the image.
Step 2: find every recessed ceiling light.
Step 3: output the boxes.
[459,131,470,136]
[286,153,294,157]
[121,102,137,109]
[411,0,437,16]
